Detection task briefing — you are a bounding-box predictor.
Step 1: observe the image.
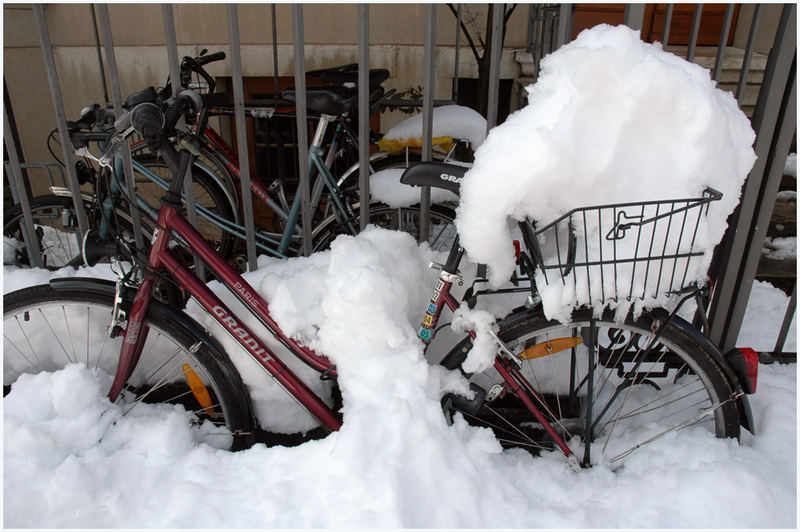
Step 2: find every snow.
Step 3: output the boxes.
[3,228,797,528]
[785,153,797,178]
[455,25,756,322]
[763,236,797,260]
[369,168,459,208]
[382,104,487,149]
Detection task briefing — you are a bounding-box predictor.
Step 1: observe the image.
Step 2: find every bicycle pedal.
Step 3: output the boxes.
[449,383,487,415]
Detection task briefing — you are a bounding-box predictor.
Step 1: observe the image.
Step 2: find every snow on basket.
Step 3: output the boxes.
[455,24,756,322]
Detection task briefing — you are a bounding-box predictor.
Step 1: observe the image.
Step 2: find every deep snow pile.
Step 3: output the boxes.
[456,25,756,321]
[3,240,796,528]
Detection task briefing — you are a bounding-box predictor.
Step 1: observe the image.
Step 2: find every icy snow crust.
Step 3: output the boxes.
[382,104,487,149]
[456,25,756,322]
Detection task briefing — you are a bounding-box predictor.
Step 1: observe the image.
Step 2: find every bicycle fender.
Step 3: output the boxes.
[657,310,755,434]
[46,277,234,370]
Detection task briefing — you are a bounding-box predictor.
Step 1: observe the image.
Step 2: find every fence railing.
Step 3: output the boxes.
[4,3,796,356]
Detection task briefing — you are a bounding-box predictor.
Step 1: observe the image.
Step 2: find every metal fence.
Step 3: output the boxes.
[4,3,796,356]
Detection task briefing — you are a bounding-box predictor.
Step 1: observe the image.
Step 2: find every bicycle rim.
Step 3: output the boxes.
[3,284,255,451]
[442,309,740,466]
[3,195,86,269]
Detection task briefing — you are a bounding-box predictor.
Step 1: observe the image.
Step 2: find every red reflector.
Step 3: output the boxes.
[513,240,521,262]
[738,347,759,393]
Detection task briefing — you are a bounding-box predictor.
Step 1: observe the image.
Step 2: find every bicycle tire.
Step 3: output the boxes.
[4,195,91,269]
[439,307,740,466]
[4,283,256,451]
[132,153,237,258]
[313,203,457,253]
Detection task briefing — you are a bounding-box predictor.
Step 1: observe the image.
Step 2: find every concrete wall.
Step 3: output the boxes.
[3,3,782,195]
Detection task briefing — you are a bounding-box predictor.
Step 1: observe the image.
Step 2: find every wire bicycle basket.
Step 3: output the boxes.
[521,188,723,306]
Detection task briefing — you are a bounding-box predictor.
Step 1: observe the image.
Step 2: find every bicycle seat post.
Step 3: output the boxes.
[310,114,334,151]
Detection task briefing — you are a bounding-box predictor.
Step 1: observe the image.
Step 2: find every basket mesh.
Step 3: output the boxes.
[528,188,722,305]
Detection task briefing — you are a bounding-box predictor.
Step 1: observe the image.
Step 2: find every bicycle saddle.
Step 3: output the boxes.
[281,86,354,116]
[400,161,468,194]
[319,68,390,90]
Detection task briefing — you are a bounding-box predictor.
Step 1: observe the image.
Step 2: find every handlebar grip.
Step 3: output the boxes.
[196,51,226,67]
[131,102,165,141]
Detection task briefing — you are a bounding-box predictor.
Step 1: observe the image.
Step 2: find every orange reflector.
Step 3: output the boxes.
[519,337,583,360]
[182,364,215,415]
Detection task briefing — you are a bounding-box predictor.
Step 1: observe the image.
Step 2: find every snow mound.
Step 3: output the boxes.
[383,104,487,149]
[455,25,756,321]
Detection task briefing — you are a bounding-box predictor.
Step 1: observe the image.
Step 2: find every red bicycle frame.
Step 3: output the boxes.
[109,201,341,431]
[106,174,572,457]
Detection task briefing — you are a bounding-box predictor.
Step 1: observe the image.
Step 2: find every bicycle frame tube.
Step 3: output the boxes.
[422,265,575,460]
[120,157,299,258]
[113,203,341,432]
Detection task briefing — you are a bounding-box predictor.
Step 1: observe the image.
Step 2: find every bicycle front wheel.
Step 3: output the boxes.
[4,283,255,451]
[440,308,741,466]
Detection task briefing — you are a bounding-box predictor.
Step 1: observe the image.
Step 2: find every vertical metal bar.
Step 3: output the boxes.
[774,283,796,353]
[486,3,504,130]
[736,4,762,103]
[709,4,797,350]
[358,4,370,231]
[33,4,89,238]
[419,4,436,243]
[712,4,735,82]
[163,3,204,279]
[687,4,703,62]
[555,4,572,48]
[163,5,180,94]
[292,5,312,257]
[453,3,462,102]
[721,75,796,352]
[4,108,44,267]
[526,4,537,54]
[96,5,146,253]
[89,5,109,104]
[227,4,258,270]
[624,4,646,32]
[661,4,674,46]
[271,4,280,100]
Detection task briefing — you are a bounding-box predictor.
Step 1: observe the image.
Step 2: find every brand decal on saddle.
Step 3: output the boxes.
[440,173,461,184]
[213,305,272,361]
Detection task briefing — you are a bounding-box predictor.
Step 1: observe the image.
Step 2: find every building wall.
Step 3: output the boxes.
[3,3,782,195]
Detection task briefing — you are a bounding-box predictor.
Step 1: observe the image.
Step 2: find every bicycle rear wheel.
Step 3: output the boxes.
[132,153,237,258]
[440,308,740,466]
[4,283,255,451]
[4,195,89,269]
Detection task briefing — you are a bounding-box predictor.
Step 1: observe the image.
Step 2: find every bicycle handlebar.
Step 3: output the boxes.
[194,51,226,67]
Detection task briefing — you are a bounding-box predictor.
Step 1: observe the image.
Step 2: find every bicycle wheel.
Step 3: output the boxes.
[132,153,237,258]
[440,308,741,466]
[3,283,256,451]
[313,203,458,253]
[4,195,89,269]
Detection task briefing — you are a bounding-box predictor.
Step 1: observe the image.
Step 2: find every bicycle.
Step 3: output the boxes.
[3,93,756,467]
[4,59,457,270]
